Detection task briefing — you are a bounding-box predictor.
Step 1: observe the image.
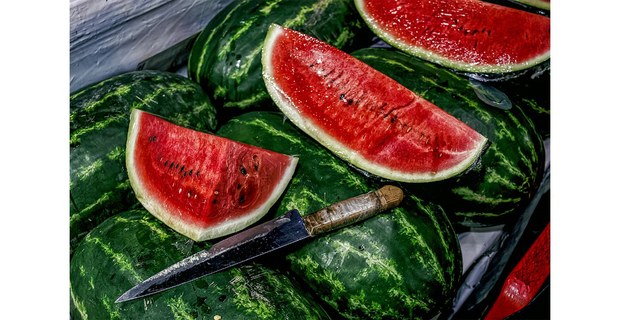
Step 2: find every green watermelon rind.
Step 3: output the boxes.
[353,0,550,74]
[351,48,545,228]
[125,109,298,241]
[70,210,330,320]
[217,111,463,319]
[262,24,488,183]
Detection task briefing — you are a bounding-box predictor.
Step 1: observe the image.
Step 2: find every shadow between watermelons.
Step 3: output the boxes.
[456,59,550,83]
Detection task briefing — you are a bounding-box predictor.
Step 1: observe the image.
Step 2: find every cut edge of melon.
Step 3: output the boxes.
[353,0,550,74]
[262,24,487,183]
[126,108,299,241]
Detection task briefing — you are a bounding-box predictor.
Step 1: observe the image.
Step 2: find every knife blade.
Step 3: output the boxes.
[115,185,403,303]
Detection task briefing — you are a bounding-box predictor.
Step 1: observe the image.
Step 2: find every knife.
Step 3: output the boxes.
[116,185,403,303]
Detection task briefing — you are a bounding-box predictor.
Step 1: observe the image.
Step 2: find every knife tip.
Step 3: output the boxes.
[114,295,128,304]
[115,290,137,304]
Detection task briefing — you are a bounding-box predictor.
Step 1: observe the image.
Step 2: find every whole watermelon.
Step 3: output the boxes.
[70,210,330,320]
[352,48,545,229]
[70,70,218,253]
[218,111,462,319]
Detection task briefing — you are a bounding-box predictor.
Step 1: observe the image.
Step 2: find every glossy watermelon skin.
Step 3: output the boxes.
[70,70,217,253]
[495,70,550,138]
[218,112,462,319]
[70,210,330,320]
[187,0,373,114]
[352,48,545,228]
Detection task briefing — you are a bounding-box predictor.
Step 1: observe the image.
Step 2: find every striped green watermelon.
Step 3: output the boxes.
[187,0,373,114]
[354,0,550,75]
[70,70,217,253]
[70,210,330,319]
[218,112,462,319]
[494,71,550,138]
[352,48,545,228]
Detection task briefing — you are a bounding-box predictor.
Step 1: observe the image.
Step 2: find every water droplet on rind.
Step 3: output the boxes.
[469,79,512,110]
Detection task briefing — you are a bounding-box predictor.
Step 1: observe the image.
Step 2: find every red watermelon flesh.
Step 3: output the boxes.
[262,24,487,183]
[355,0,550,73]
[126,109,298,241]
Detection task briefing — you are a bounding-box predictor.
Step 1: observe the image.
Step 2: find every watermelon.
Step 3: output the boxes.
[70,210,330,320]
[70,70,218,253]
[494,71,551,138]
[187,0,373,114]
[126,109,298,241]
[218,111,462,319]
[354,0,550,74]
[352,48,545,228]
[262,24,488,183]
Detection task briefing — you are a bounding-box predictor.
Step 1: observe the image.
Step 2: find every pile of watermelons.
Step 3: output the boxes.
[70,0,550,319]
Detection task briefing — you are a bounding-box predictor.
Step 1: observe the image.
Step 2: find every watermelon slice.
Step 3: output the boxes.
[354,0,550,73]
[126,109,298,241]
[262,24,488,183]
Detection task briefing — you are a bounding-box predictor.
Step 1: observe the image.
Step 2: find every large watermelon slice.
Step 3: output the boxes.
[262,24,488,183]
[125,109,298,241]
[354,0,550,74]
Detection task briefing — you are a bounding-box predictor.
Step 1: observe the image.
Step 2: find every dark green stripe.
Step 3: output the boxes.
[84,232,143,282]
[70,114,126,146]
[192,0,252,81]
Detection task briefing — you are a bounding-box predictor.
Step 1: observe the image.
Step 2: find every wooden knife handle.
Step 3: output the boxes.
[302,185,404,237]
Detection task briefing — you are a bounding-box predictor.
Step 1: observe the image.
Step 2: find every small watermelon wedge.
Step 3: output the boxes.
[354,0,550,74]
[126,109,298,241]
[262,24,487,183]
